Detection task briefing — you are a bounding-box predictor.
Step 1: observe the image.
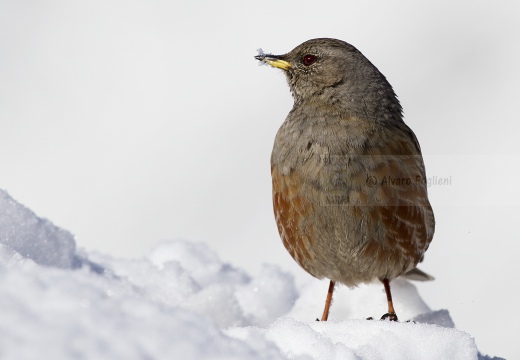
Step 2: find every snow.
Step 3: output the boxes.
[228,317,478,360]
[256,48,269,66]
[0,190,76,268]
[0,189,502,359]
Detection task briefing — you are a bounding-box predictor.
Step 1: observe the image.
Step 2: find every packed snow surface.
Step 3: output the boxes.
[0,189,501,359]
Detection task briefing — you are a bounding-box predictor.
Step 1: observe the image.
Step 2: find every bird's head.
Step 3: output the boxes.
[255,38,402,122]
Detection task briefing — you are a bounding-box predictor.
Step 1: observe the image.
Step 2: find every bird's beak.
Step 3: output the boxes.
[255,54,292,70]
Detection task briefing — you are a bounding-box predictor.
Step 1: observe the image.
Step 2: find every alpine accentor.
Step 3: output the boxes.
[255,38,435,321]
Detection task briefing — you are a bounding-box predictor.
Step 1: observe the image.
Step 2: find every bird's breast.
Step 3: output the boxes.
[270,114,434,284]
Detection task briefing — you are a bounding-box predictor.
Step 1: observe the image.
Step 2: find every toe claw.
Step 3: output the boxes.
[380,312,398,321]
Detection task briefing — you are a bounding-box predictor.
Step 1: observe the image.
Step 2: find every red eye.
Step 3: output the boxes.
[303,54,316,66]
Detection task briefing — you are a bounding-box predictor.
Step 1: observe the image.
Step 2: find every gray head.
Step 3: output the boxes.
[255,38,402,123]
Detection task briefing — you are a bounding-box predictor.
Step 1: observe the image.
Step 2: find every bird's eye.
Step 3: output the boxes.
[302,54,316,66]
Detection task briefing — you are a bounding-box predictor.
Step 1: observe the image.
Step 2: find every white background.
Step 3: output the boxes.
[1,1,518,358]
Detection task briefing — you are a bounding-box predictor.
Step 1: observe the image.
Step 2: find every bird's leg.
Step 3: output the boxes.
[380,278,398,321]
[320,280,335,321]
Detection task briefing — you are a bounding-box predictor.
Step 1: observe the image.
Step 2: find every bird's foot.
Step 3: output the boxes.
[367,314,418,322]
[380,312,398,321]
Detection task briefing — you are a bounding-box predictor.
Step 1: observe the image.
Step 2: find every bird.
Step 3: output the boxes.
[255,38,435,321]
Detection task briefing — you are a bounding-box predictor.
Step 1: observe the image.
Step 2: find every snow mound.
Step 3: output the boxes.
[88,239,297,327]
[0,189,75,268]
[0,190,503,359]
[0,245,285,360]
[228,317,478,360]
